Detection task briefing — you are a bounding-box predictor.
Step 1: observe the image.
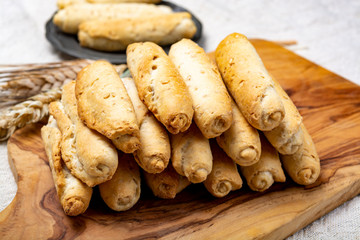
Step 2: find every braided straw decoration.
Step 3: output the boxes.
[0,88,61,141]
[0,60,128,141]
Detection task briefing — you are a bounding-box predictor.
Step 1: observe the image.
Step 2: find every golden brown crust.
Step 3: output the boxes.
[75,60,140,153]
[171,123,213,183]
[134,114,170,173]
[41,116,92,216]
[143,164,190,199]
[57,0,86,9]
[78,13,197,52]
[99,153,141,211]
[53,3,172,34]
[204,140,242,198]
[88,0,162,3]
[57,0,162,9]
[240,134,286,192]
[49,101,114,187]
[121,77,170,173]
[62,81,119,181]
[49,81,118,187]
[121,77,149,125]
[215,33,285,131]
[280,124,320,185]
[169,39,233,138]
[264,79,303,155]
[216,100,261,166]
[41,118,65,198]
[127,42,194,134]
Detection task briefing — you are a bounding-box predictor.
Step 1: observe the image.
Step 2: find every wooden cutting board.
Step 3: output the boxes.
[1,40,360,240]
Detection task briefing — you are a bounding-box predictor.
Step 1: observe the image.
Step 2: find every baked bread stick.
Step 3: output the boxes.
[240,134,286,192]
[264,78,303,155]
[88,0,161,3]
[215,33,285,131]
[281,124,320,185]
[57,0,162,9]
[143,164,190,199]
[204,140,242,198]
[216,100,261,166]
[76,60,140,153]
[171,123,213,183]
[49,82,118,187]
[99,153,141,211]
[121,77,170,174]
[57,0,86,9]
[127,42,194,134]
[169,39,233,138]
[53,3,172,34]
[41,116,92,216]
[78,13,196,52]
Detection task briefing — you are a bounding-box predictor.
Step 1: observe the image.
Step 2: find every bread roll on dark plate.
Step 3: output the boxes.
[89,0,161,3]
[53,3,172,34]
[41,116,92,216]
[169,39,232,138]
[215,33,285,131]
[127,42,194,134]
[57,0,162,9]
[75,60,140,153]
[78,12,196,52]
[57,0,86,9]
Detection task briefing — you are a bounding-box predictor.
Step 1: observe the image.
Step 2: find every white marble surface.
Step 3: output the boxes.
[1,0,360,238]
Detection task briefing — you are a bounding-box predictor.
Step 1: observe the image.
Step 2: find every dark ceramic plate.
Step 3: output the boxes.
[45,1,203,64]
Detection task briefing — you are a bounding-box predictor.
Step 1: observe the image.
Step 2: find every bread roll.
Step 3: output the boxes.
[264,79,303,155]
[121,77,170,174]
[49,82,118,187]
[53,3,172,34]
[215,33,285,131]
[281,124,320,185]
[143,164,190,199]
[57,0,162,9]
[240,135,286,192]
[41,116,92,216]
[127,42,194,134]
[169,39,232,138]
[78,12,197,52]
[204,140,242,198]
[75,60,140,153]
[216,100,261,166]
[89,0,161,3]
[57,0,86,9]
[99,153,141,211]
[171,123,213,183]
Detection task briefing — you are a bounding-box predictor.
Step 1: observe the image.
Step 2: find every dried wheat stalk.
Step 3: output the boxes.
[0,60,128,141]
[0,59,93,109]
[0,88,62,141]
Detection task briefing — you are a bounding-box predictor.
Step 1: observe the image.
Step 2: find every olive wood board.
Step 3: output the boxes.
[1,40,360,240]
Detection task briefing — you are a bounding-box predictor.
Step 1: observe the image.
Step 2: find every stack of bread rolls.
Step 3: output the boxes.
[41,32,320,216]
[53,0,197,51]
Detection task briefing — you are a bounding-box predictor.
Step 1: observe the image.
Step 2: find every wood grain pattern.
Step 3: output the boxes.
[1,40,360,239]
